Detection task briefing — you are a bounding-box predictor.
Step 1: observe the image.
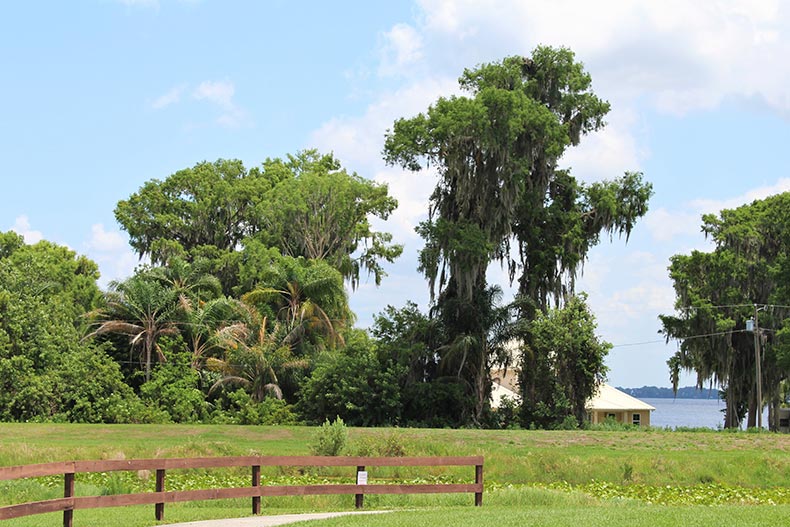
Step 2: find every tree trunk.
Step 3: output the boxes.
[746,389,757,429]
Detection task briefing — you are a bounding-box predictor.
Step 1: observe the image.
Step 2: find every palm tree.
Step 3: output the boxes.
[208,309,307,401]
[145,257,222,304]
[88,274,180,382]
[242,257,353,352]
[178,296,243,369]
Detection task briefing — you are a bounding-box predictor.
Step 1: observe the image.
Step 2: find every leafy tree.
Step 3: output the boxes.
[383,47,651,424]
[373,301,443,387]
[256,150,403,288]
[384,48,651,313]
[661,193,790,429]
[432,285,512,424]
[178,296,243,369]
[0,233,146,423]
[115,159,276,265]
[145,257,223,304]
[115,150,401,291]
[371,302,474,427]
[515,293,610,428]
[140,345,208,423]
[298,330,402,426]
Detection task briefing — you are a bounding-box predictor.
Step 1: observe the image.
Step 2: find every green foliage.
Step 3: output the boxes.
[384,48,651,313]
[89,273,181,383]
[350,430,409,457]
[661,192,790,428]
[140,351,208,423]
[383,48,650,426]
[240,251,352,354]
[115,150,401,292]
[209,307,308,404]
[0,234,145,424]
[255,150,402,288]
[210,388,300,425]
[310,416,348,456]
[299,330,402,426]
[516,293,610,429]
[547,480,790,506]
[51,346,150,424]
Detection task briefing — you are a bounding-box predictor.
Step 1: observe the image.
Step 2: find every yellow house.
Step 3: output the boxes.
[586,383,655,426]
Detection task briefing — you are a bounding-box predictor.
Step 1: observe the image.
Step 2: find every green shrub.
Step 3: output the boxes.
[311,417,348,456]
[351,430,408,457]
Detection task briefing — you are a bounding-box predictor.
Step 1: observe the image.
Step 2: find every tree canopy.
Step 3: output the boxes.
[384,47,652,312]
[661,192,790,429]
[383,46,650,426]
[116,150,402,291]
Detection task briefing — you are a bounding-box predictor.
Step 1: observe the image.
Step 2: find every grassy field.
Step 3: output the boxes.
[1,423,789,526]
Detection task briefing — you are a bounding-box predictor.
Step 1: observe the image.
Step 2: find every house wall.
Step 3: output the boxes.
[590,410,651,427]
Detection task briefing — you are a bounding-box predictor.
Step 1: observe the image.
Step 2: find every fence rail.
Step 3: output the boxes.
[0,455,483,526]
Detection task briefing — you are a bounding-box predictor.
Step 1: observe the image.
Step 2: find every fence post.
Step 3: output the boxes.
[155,469,166,521]
[63,472,75,527]
[355,466,365,509]
[474,463,483,506]
[252,465,261,515]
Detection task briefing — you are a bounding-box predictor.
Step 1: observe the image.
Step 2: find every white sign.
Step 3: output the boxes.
[356,471,368,485]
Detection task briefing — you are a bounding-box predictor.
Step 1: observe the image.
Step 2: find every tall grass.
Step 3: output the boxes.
[1,423,789,526]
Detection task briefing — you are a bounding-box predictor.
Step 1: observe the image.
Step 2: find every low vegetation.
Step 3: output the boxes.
[1,424,789,526]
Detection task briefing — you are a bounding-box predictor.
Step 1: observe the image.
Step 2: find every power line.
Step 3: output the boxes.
[611,328,750,349]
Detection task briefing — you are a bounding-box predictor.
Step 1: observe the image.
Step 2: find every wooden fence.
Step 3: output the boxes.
[0,455,483,526]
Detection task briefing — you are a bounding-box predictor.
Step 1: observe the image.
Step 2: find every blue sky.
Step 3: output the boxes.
[3,0,790,388]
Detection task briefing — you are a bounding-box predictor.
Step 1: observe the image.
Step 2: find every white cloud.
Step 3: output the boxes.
[192,80,250,127]
[193,80,235,109]
[86,224,126,253]
[10,216,43,244]
[690,178,790,214]
[646,178,790,244]
[560,107,646,183]
[644,208,702,243]
[413,0,790,118]
[82,224,141,288]
[309,77,457,246]
[378,23,424,77]
[151,84,186,109]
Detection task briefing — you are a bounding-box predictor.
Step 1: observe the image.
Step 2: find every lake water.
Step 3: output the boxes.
[644,398,769,429]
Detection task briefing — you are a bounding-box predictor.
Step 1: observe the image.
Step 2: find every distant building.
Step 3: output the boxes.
[491,368,519,408]
[586,383,655,426]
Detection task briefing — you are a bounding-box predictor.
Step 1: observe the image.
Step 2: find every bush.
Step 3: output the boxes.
[556,414,580,430]
[311,417,348,456]
[299,330,402,426]
[212,389,301,425]
[140,360,208,423]
[351,430,408,457]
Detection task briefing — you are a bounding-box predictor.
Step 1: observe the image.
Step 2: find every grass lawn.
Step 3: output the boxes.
[1,423,789,526]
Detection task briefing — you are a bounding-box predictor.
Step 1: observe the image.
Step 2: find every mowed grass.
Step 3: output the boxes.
[1,423,789,526]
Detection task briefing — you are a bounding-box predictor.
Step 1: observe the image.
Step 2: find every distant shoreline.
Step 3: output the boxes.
[617,386,720,399]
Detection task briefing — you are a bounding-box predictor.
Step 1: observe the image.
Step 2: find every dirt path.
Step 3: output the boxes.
[164,510,390,527]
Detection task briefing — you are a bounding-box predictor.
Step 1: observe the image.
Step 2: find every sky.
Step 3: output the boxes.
[4,0,790,389]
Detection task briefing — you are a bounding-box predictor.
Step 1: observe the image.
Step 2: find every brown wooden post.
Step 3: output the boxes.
[474,464,483,506]
[355,466,365,509]
[63,472,75,527]
[252,465,261,515]
[155,468,166,521]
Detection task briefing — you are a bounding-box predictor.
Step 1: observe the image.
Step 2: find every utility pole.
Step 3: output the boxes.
[753,304,763,430]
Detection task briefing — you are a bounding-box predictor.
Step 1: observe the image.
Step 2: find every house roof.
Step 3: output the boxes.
[586,383,655,411]
[491,379,518,409]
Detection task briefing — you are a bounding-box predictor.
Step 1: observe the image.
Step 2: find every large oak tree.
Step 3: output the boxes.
[384,47,651,425]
